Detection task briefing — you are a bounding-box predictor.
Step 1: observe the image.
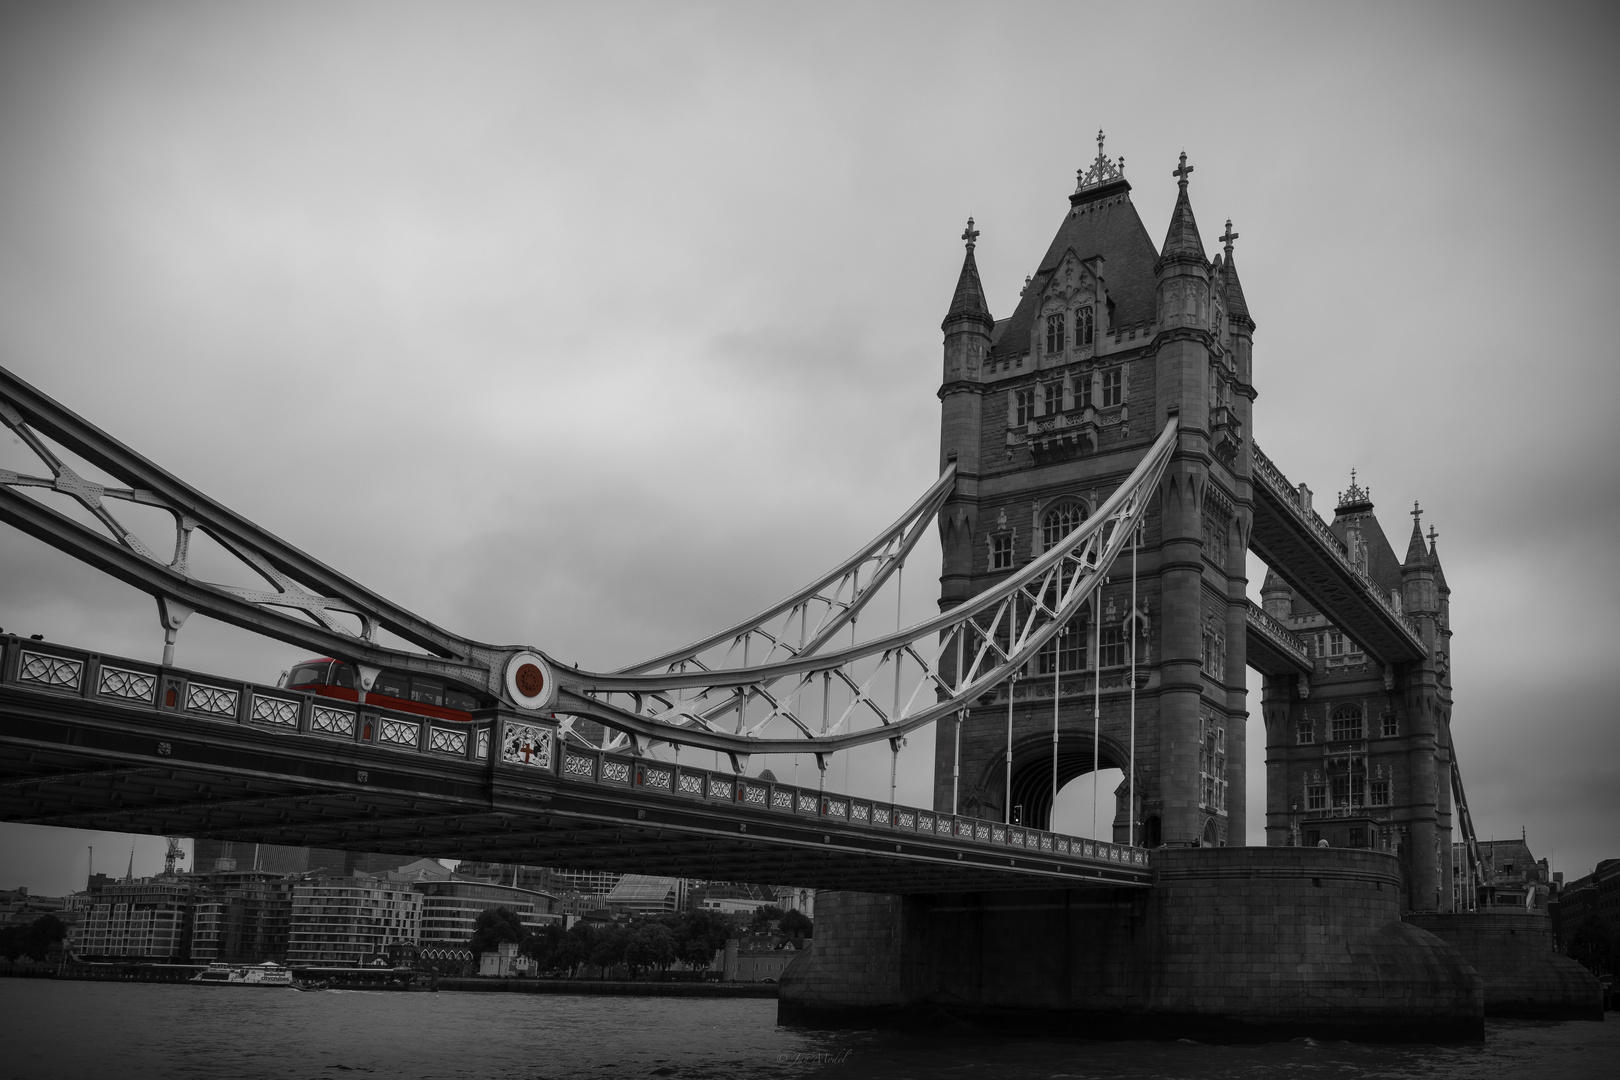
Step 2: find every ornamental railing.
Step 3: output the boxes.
[1,633,1152,880]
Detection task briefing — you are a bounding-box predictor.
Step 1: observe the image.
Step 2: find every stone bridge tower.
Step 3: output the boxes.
[934,137,1255,848]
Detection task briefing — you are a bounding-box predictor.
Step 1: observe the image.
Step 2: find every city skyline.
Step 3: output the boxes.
[2,2,1617,892]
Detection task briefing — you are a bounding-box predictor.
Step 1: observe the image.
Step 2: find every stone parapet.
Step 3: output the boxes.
[1405,911,1603,1020]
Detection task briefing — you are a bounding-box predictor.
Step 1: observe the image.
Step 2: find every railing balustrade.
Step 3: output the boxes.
[1,633,1152,880]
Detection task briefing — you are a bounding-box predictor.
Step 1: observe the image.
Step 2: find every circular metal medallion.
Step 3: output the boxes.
[504,650,557,711]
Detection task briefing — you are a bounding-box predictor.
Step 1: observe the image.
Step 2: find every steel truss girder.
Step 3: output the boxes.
[0,365,509,692]
[558,417,1178,756]
[0,363,1172,761]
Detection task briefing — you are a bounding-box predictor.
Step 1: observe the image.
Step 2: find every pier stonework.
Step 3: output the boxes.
[1404,911,1604,1019]
[934,140,1252,848]
[780,849,1483,1039]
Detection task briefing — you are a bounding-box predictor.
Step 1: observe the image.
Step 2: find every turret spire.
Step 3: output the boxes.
[943,216,993,330]
[1220,218,1252,324]
[1158,151,1207,263]
[1404,502,1429,566]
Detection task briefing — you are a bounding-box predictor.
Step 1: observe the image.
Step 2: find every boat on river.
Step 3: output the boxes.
[189,961,295,987]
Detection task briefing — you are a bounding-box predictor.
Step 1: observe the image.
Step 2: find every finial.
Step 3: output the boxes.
[1020,275,1031,296]
[1172,151,1194,187]
[1411,501,1422,522]
[1076,128,1126,193]
[1336,468,1371,509]
[1220,219,1238,255]
[961,216,980,251]
[1427,524,1439,548]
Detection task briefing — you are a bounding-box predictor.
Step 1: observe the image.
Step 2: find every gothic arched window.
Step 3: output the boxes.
[1045,313,1065,354]
[1330,703,1364,742]
[1077,305,1094,346]
[1041,502,1086,550]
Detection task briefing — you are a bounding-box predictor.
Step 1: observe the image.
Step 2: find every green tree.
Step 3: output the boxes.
[674,909,733,969]
[469,907,525,956]
[778,909,813,939]
[520,923,564,972]
[624,922,677,976]
[589,924,629,972]
[748,905,784,933]
[0,915,67,963]
[555,920,598,977]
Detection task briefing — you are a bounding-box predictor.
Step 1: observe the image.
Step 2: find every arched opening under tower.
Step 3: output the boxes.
[1001,731,1132,839]
[1050,767,1126,839]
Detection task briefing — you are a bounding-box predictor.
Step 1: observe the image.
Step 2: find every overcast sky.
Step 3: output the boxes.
[2,1,1617,895]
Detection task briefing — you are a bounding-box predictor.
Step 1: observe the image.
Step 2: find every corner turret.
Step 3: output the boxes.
[1401,503,1438,618]
[1261,567,1293,621]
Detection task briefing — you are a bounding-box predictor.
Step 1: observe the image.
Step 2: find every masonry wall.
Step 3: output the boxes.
[1405,911,1603,1019]
[781,848,1483,1039]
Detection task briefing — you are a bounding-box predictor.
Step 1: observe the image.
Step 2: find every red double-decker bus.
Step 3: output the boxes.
[282,658,487,724]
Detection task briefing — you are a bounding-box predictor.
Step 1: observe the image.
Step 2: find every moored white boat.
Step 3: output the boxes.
[189,961,295,987]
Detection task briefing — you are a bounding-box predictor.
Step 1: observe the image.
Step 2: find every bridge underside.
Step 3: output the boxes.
[0,686,1145,893]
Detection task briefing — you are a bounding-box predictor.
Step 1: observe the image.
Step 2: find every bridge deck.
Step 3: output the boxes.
[1250,445,1426,664]
[0,637,1150,892]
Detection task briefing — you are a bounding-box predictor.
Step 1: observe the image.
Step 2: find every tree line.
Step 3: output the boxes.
[469,904,811,978]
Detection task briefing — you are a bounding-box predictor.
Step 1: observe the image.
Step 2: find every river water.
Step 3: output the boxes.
[2,981,1615,1080]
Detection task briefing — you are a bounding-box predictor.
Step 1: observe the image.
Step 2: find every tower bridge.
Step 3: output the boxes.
[0,133,1600,1036]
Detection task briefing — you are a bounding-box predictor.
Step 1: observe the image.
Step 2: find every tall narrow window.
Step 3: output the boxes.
[991,534,1012,571]
[1329,631,1345,656]
[1015,389,1034,425]
[1099,625,1126,667]
[1198,717,1227,814]
[1076,376,1093,410]
[1041,503,1084,550]
[1296,717,1314,745]
[1381,712,1399,738]
[1045,313,1065,354]
[1077,306,1094,346]
[1044,382,1063,414]
[1371,779,1391,806]
[1102,368,1122,407]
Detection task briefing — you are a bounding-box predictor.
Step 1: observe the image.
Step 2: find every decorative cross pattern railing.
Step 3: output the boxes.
[0,633,1151,882]
[1243,601,1312,667]
[1251,443,1423,649]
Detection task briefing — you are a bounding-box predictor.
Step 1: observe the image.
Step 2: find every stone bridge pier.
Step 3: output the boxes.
[781,848,1486,1040]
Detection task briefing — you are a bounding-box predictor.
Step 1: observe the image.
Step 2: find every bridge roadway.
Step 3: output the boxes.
[0,635,1150,892]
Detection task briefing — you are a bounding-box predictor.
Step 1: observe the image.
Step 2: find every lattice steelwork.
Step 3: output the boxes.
[0,362,1172,765]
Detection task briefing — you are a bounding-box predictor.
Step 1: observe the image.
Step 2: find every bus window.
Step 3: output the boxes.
[411,677,445,708]
[372,670,409,699]
[332,664,356,690]
[445,686,478,712]
[287,662,331,688]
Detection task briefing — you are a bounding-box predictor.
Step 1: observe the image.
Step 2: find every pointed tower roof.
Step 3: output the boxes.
[1157,151,1207,266]
[124,845,135,883]
[1219,220,1252,324]
[942,217,994,331]
[1404,503,1430,567]
[1428,525,1449,592]
[990,132,1160,358]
